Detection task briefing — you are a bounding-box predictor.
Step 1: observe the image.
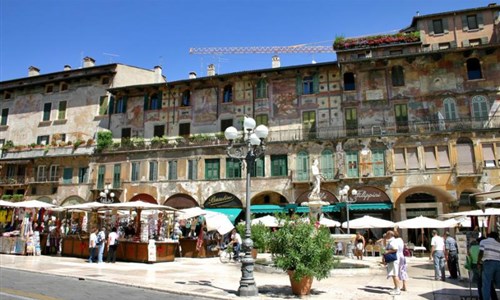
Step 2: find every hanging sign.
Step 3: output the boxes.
[204,192,242,208]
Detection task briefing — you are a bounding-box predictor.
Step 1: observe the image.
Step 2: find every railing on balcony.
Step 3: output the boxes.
[0,176,29,185]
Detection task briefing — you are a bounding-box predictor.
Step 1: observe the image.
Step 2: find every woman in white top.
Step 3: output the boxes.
[106,227,119,263]
[88,227,97,263]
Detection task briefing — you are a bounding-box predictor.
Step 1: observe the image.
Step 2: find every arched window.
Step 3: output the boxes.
[181,90,190,106]
[343,72,355,91]
[223,85,233,103]
[320,149,334,180]
[466,58,482,80]
[256,79,268,98]
[471,95,489,120]
[391,66,405,86]
[296,151,309,181]
[443,97,457,120]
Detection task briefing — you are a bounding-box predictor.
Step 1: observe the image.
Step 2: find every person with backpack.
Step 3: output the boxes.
[96,227,106,263]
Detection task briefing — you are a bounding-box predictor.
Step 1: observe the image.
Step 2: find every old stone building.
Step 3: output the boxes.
[0,57,165,206]
[1,4,499,243]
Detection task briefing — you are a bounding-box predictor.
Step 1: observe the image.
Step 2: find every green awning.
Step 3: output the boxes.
[295,205,339,213]
[204,208,242,224]
[250,205,286,214]
[344,203,393,211]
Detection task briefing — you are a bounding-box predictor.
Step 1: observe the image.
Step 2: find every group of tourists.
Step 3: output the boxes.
[88,226,119,263]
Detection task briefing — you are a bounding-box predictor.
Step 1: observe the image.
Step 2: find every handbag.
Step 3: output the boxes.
[384,252,398,263]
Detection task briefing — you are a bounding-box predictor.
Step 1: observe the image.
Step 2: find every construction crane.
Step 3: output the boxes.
[189,45,335,55]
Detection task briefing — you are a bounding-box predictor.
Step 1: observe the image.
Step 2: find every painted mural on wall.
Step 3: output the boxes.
[272,79,299,119]
[193,88,217,124]
[128,102,144,128]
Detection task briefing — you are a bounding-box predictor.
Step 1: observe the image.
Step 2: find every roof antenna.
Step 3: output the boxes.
[103,53,120,63]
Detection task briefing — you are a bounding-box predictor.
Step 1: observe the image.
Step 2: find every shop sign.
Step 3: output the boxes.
[407,208,437,218]
[354,186,390,203]
[296,190,337,204]
[204,192,242,208]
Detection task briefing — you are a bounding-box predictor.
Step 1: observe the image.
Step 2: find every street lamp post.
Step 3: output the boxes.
[99,187,115,204]
[224,116,268,297]
[339,185,357,234]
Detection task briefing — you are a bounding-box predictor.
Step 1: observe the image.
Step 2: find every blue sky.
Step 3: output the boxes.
[0,0,495,82]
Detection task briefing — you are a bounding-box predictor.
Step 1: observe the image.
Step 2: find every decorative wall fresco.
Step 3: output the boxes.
[193,88,217,124]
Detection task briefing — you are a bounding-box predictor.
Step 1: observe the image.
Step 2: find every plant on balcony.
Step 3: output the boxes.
[12,194,24,201]
[73,139,84,149]
[131,137,146,149]
[151,136,168,148]
[2,140,14,151]
[96,131,113,152]
[86,138,94,146]
[334,32,420,50]
[1,194,12,200]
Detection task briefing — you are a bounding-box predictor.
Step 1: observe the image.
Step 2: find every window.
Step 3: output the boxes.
[43,103,51,121]
[407,148,419,170]
[482,144,496,168]
[37,166,47,182]
[4,92,11,100]
[121,128,131,139]
[205,159,220,180]
[49,165,58,182]
[113,164,121,188]
[343,72,355,91]
[250,157,265,177]
[188,159,198,180]
[345,107,358,136]
[223,85,233,103]
[145,93,162,110]
[437,146,451,168]
[296,74,319,95]
[372,150,385,176]
[97,166,105,189]
[149,161,158,181]
[346,151,358,178]
[302,76,314,95]
[320,150,334,180]
[63,168,73,184]
[60,82,68,91]
[101,77,110,85]
[221,119,233,133]
[294,151,308,181]
[438,43,450,50]
[394,104,409,133]
[424,147,438,169]
[256,79,268,98]
[271,155,288,177]
[457,140,476,174]
[255,114,268,127]
[181,90,190,106]
[471,95,489,120]
[37,135,49,145]
[462,14,482,31]
[114,96,127,114]
[467,58,483,80]
[443,98,457,120]
[226,158,241,179]
[168,160,178,180]
[391,66,405,86]
[78,167,88,184]
[58,101,67,120]
[179,123,190,136]
[131,162,140,182]
[432,19,444,34]
[1,108,8,126]
[99,96,109,115]
[394,147,421,171]
[153,125,165,138]
[45,85,54,93]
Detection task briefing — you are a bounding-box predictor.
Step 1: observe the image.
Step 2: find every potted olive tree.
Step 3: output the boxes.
[268,217,337,296]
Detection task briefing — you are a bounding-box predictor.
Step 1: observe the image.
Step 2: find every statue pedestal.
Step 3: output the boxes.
[301,194,329,221]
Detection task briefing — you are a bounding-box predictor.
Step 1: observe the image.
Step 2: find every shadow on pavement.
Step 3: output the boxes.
[359,285,393,294]
[420,288,479,300]
[258,285,326,298]
[175,280,238,296]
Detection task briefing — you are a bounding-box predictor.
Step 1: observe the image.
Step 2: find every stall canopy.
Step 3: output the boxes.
[295,205,339,213]
[300,217,340,227]
[251,215,282,227]
[102,201,176,211]
[396,216,449,229]
[11,200,57,209]
[337,202,393,211]
[250,205,286,214]
[204,208,241,224]
[441,208,500,217]
[0,200,14,207]
[342,215,396,229]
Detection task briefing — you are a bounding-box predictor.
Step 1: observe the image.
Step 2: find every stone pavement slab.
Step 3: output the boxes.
[0,254,483,300]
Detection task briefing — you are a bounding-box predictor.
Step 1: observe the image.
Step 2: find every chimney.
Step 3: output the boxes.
[189,71,197,79]
[272,55,281,68]
[64,65,72,71]
[154,65,163,83]
[207,64,216,76]
[83,56,95,68]
[28,66,40,77]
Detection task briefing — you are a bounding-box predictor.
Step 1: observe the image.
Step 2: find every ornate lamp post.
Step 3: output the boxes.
[339,185,357,234]
[224,116,268,297]
[99,187,115,204]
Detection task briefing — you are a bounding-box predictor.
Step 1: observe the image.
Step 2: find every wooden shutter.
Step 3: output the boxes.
[424,147,437,169]
[437,146,451,168]
[144,94,149,110]
[407,148,419,170]
[457,143,475,173]
[394,148,406,170]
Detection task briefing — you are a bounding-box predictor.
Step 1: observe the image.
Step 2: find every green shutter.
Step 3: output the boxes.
[296,75,303,96]
[428,20,434,35]
[109,96,115,115]
[313,73,319,93]
[63,168,73,184]
[372,150,385,177]
[461,15,469,31]
[123,96,128,112]
[443,18,449,33]
[321,150,334,180]
[157,92,163,109]
[144,94,149,111]
[346,152,358,178]
[477,13,484,29]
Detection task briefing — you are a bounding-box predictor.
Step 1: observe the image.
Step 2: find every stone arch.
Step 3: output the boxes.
[60,195,85,206]
[395,185,455,211]
[164,194,199,209]
[129,193,157,204]
[251,191,289,205]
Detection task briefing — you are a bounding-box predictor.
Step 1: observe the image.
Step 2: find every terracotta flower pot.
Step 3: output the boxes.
[287,270,313,296]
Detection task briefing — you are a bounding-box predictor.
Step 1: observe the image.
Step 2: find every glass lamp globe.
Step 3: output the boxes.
[351,189,358,196]
[100,192,106,198]
[343,185,350,192]
[224,126,238,140]
[249,133,261,145]
[243,117,256,131]
[254,124,269,139]
[110,192,115,198]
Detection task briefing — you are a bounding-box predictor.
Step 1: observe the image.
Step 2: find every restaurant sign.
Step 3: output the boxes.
[296,190,338,204]
[354,186,390,203]
[204,192,242,208]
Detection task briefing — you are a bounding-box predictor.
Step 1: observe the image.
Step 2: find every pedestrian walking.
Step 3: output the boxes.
[385,230,401,295]
[88,227,97,263]
[96,227,106,263]
[354,232,366,260]
[430,230,446,281]
[106,227,118,263]
[394,230,408,291]
[444,231,459,279]
[478,231,500,300]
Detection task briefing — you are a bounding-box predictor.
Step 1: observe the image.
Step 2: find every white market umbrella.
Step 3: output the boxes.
[62,202,107,211]
[103,200,176,211]
[396,216,448,229]
[0,200,15,207]
[176,207,207,219]
[204,211,234,235]
[477,199,500,206]
[342,215,395,229]
[441,208,500,218]
[251,215,281,227]
[299,217,340,228]
[12,200,57,209]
